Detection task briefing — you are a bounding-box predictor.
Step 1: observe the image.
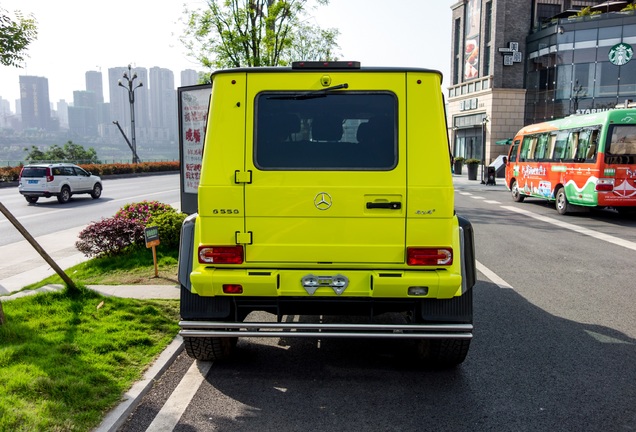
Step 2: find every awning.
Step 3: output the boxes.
[495,139,512,145]
[591,1,628,12]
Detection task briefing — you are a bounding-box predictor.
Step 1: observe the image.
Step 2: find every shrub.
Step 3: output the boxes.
[76,201,177,257]
[75,217,145,257]
[147,211,188,250]
[0,166,22,182]
[115,201,176,225]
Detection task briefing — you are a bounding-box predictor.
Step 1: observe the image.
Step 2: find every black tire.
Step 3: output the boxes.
[555,187,570,215]
[57,186,71,204]
[416,338,471,368]
[90,183,102,199]
[183,336,237,361]
[511,179,524,202]
[25,196,38,204]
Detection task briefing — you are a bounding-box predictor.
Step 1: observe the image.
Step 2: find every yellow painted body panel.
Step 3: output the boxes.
[191,68,462,299]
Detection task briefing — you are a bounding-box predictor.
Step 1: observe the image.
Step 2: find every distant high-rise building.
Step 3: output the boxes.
[0,97,11,128]
[180,69,199,87]
[19,75,52,130]
[56,99,69,129]
[69,91,98,137]
[149,67,177,141]
[85,71,104,104]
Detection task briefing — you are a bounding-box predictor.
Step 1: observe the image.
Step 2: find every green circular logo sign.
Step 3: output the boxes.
[609,43,633,66]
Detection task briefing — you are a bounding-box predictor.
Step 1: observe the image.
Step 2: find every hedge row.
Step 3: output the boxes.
[0,161,180,183]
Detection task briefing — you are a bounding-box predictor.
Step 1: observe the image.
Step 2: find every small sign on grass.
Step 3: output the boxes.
[144,226,160,277]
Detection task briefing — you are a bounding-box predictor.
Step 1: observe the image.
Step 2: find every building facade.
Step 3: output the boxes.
[446,0,632,168]
[149,67,178,143]
[19,76,53,131]
[180,69,199,87]
[526,9,636,124]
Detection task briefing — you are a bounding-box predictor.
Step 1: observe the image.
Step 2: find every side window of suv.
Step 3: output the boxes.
[74,167,88,176]
[61,167,75,176]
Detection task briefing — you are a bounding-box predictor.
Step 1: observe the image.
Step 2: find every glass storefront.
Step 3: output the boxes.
[525,12,636,125]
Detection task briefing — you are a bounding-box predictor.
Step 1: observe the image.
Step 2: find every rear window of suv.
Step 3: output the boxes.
[21,167,48,177]
[254,92,397,171]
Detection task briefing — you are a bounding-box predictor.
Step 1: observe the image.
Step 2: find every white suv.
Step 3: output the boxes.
[18,163,103,204]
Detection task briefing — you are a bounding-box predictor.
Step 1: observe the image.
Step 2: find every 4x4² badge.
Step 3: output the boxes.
[314,192,332,210]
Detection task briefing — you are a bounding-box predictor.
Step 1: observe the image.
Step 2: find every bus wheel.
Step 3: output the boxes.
[511,180,524,202]
[555,187,570,215]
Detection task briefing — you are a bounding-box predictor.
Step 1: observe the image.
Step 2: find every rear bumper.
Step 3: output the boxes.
[179,320,473,340]
[190,267,462,299]
[19,190,56,197]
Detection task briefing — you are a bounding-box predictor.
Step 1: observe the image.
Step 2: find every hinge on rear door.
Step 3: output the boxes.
[235,231,253,245]
[234,170,252,184]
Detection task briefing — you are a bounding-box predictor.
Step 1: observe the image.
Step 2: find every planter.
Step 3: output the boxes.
[453,160,463,175]
[467,164,479,180]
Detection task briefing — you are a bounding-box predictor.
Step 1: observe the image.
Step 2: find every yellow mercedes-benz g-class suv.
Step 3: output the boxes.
[178,61,476,367]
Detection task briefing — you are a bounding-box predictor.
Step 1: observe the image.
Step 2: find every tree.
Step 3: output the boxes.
[24,141,100,163]
[0,7,38,67]
[180,0,339,69]
[1,7,37,325]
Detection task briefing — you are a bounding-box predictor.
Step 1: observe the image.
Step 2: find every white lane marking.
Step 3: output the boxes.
[502,205,636,252]
[470,196,486,200]
[458,192,472,196]
[476,260,513,289]
[146,360,213,432]
[484,200,500,204]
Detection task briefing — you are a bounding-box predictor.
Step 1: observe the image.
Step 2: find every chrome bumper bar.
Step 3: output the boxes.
[179,321,473,339]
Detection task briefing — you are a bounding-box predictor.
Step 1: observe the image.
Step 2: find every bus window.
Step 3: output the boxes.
[548,134,556,158]
[534,133,550,160]
[508,140,520,163]
[586,129,599,161]
[565,131,579,160]
[608,125,636,156]
[574,129,598,162]
[519,136,532,161]
[552,131,570,160]
[521,136,538,161]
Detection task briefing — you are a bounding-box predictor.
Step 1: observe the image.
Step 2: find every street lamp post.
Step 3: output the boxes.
[480,115,489,184]
[118,64,142,163]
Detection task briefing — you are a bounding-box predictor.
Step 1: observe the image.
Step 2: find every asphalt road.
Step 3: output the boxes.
[0,174,180,293]
[116,176,636,432]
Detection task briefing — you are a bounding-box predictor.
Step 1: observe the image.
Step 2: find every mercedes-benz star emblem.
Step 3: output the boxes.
[314,192,332,210]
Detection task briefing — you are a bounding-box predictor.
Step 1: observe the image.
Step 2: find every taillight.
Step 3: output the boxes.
[223,284,243,294]
[198,245,244,264]
[18,167,24,181]
[595,179,614,192]
[407,247,453,266]
[46,168,54,182]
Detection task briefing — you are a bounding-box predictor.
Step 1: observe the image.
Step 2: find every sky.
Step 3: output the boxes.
[0,0,453,111]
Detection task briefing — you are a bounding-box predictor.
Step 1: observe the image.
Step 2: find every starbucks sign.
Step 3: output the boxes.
[609,43,633,66]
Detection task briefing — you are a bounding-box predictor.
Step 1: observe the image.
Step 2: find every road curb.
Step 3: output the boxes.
[94,335,184,432]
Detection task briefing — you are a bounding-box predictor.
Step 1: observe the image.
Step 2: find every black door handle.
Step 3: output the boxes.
[366,202,402,209]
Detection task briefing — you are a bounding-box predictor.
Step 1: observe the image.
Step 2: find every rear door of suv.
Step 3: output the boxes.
[243,71,406,265]
[20,166,48,192]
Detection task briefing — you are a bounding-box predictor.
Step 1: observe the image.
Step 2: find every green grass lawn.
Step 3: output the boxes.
[0,248,181,431]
